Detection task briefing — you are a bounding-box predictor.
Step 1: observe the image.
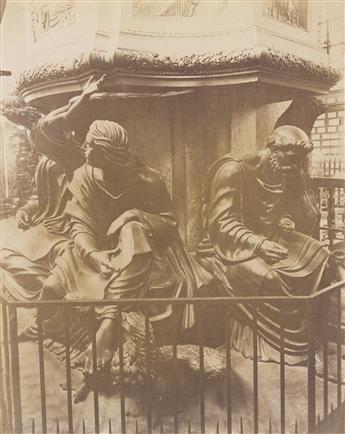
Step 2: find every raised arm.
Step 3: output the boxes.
[41,75,106,141]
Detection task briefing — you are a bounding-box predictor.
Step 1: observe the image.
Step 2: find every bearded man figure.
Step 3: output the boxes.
[196,98,344,379]
[41,119,209,372]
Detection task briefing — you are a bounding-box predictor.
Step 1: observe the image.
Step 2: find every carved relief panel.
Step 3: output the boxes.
[30,0,76,42]
[132,0,228,17]
[262,0,308,30]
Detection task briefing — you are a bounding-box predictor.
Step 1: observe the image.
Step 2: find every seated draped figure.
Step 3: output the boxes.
[196,98,345,372]
[43,118,213,370]
[0,79,90,308]
[1,77,214,374]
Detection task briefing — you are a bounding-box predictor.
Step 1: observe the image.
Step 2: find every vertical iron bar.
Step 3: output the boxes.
[187,420,191,434]
[0,340,9,432]
[91,306,100,434]
[253,307,259,434]
[226,312,232,434]
[135,419,139,434]
[9,305,23,434]
[336,290,342,407]
[109,418,112,434]
[307,301,316,433]
[323,295,328,418]
[118,311,126,434]
[82,418,86,434]
[240,416,243,434]
[37,308,47,434]
[317,188,322,241]
[56,419,60,434]
[269,418,272,434]
[145,312,152,434]
[280,307,285,434]
[216,419,219,434]
[294,419,298,434]
[32,418,35,434]
[199,307,205,434]
[64,307,73,434]
[2,303,13,433]
[172,327,178,434]
[327,187,335,249]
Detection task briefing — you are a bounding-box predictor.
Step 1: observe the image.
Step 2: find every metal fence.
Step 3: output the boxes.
[312,177,345,247]
[1,280,344,434]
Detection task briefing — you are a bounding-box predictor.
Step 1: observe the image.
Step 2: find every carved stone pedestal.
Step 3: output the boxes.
[1,0,341,247]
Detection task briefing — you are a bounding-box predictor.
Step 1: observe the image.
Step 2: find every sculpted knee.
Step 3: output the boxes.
[119,220,148,240]
[122,220,146,232]
[40,274,64,300]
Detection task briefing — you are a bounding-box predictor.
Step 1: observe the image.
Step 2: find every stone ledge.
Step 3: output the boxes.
[14,46,341,97]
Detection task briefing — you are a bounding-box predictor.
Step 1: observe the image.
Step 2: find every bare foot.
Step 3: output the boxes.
[73,318,117,373]
[73,378,91,403]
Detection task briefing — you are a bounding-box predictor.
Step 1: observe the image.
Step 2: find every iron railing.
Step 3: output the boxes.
[312,177,345,247]
[1,280,344,434]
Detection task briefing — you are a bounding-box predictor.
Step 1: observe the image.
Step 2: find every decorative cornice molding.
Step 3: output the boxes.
[111,47,339,80]
[15,52,113,95]
[14,46,341,95]
[118,25,253,39]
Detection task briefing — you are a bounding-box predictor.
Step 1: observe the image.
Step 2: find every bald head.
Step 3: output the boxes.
[266,125,313,174]
[267,125,313,154]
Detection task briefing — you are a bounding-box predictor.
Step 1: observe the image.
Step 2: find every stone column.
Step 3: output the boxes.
[230,86,292,155]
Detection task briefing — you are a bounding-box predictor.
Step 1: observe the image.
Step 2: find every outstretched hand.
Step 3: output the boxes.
[82,74,107,96]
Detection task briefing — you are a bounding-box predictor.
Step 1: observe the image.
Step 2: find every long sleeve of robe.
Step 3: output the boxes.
[50,163,210,329]
[197,152,330,363]
[206,160,267,264]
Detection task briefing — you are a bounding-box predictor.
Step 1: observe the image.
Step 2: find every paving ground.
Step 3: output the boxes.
[2,309,344,434]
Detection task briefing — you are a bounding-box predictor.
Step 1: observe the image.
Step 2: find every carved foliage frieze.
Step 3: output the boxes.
[15,47,340,95]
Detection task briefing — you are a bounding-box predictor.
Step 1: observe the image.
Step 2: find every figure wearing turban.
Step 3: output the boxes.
[40,119,208,370]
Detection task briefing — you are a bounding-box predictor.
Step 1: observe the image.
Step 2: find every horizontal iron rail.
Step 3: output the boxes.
[319,226,345,233]
[5,280,345,308]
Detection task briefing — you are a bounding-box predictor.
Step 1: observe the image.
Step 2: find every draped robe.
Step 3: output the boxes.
[196,152,330,363]
[51,162,209,330]
[1,119,83,301]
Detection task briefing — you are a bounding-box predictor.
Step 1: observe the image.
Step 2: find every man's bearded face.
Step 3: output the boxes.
[270,145,307,174]
[267,126,313,175]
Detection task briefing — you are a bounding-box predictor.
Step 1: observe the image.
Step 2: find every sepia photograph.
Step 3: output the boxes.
[0,1,344,433]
